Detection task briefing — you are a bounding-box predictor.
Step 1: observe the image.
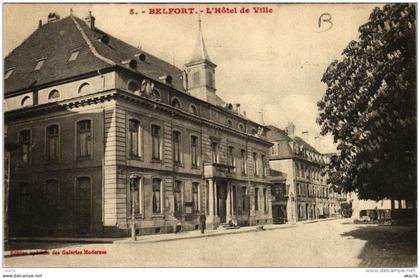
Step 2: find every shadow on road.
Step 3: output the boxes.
[340,224,417,268]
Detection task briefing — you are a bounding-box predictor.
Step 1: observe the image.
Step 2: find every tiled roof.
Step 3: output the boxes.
[294,136,320,154]
[4,16,110,95]
[266,124,320,154]
[4,15,186,96]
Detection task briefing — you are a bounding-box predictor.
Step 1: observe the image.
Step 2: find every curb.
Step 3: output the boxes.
[115,224,298,245]
[8,237,115,244]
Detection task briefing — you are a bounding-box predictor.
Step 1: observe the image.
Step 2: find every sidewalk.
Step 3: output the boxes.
[5,217,341,257]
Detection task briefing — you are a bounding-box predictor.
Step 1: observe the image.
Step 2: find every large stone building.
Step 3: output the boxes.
[267,123,345,223]
[4,12,273,237]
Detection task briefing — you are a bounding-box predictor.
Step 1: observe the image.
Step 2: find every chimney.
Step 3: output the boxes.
[47,12,60,23]
[85,11,95,30]
[286,122,295,139]
[236,104,241,114]
[38,20,42,29]
[301,130,309,142]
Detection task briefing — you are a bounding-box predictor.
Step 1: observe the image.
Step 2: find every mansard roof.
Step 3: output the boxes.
[4,15,185,96]
[266,124,321,157]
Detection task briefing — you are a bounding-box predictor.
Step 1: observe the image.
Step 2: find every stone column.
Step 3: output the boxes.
[207,179,215,227]
[267,187,273,224]
[226,182,232,222]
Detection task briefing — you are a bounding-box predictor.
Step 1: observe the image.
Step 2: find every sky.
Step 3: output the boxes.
[3,3,380,153]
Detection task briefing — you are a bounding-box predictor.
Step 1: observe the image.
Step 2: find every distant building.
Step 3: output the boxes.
[267,123,345,223]
[4,12,273,237]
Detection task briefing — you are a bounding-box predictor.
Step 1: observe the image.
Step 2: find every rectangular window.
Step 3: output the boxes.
[46,125,59,161]
[228,146,235,167]
[253,152,259,176]
[152,178,162,214]
[151,125,161,160]
[211,142,218,163]
[45,179,59,217]
[192,182,199,213]
[242,187,247,213]
[19,182,30,216]
[241,149,247,174]
[191,136,198,167]
[19,130,31,164]
[262,155,266,177]
[77,120,92,158]
[254,187,259,211]
[129,119,141,157]
[263,188,267,212]
[173,131,181,164]
[130,177,141,215]
[174,180,182,214]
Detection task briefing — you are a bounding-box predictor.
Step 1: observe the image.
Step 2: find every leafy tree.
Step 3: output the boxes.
[317,4,416,201]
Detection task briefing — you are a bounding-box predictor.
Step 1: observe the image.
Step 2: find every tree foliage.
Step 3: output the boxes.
[317,4,416,201]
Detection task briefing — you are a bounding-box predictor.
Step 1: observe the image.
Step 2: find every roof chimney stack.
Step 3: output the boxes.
[47,12,60,23]
[286,122,295,139]
[85,11,95,30]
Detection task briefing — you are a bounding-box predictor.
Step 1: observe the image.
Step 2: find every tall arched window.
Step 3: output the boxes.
[152,178,163,214]
[48,90,60,102]
[129,176,143,215]
[46,125,59,161]
[172,131,182,164]
[128,119,141,157]
[78,83,90,94]
[151,125,162,160]
[76,120,92,159]
[19,129,31,164]
[18,182,30,216]
[171,98,181,109]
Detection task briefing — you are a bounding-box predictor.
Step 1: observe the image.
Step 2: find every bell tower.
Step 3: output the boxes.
[184,16,217,105]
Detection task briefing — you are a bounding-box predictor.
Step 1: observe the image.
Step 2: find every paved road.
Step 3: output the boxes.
[4,219,416,267]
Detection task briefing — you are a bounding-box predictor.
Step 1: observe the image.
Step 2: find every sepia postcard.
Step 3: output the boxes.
[1,2,417,275]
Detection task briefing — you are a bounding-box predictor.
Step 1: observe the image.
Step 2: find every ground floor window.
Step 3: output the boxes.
[152,178,162,214]
[174,180,183,214]
[192,182,199,213]
[129,176,142,215]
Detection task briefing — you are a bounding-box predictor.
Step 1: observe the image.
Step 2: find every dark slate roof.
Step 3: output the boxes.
[4,16,110,95]
[294,136,320,154]
[4,15,186,95]
[73,17,186,92]
[266,124,320,155]
[266,125,292,142]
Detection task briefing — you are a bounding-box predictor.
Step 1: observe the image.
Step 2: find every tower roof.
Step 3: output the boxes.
[187,16,213,65]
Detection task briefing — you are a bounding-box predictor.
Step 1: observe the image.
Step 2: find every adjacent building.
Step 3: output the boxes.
[267,123,345,223]
[4,12,273,237]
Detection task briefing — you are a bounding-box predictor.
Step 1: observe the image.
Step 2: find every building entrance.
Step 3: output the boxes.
[217,182,228,223]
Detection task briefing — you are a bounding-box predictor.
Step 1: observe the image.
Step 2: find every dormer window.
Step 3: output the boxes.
[68,49,80,62]
[189,104,198,115]
[227,119,233,127]
[5,68,14,79]
[171,98,181,109]
[34,58,46,71]
[238,123,245,132]
[48,89,60,102]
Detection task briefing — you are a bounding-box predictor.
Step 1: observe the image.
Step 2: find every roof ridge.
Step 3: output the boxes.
[70,15,115,66]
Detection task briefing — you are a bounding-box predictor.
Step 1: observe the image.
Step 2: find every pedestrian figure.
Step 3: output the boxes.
[199,213,206,234]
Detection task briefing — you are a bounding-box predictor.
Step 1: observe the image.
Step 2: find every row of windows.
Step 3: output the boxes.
[296,162,324,181]
[19,83,91,108]
[16,177,89,217]
[6,50,81,80]
[254,187,269,212]
[297,183,329,198]
[130,178,201,216]
[17,119,268,176]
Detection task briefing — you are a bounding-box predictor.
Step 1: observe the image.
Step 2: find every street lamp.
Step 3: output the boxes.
[130,176,137,241]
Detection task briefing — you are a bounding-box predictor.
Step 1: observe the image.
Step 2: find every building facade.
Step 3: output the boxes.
[267,123,344,223]
[4,12,273,237]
